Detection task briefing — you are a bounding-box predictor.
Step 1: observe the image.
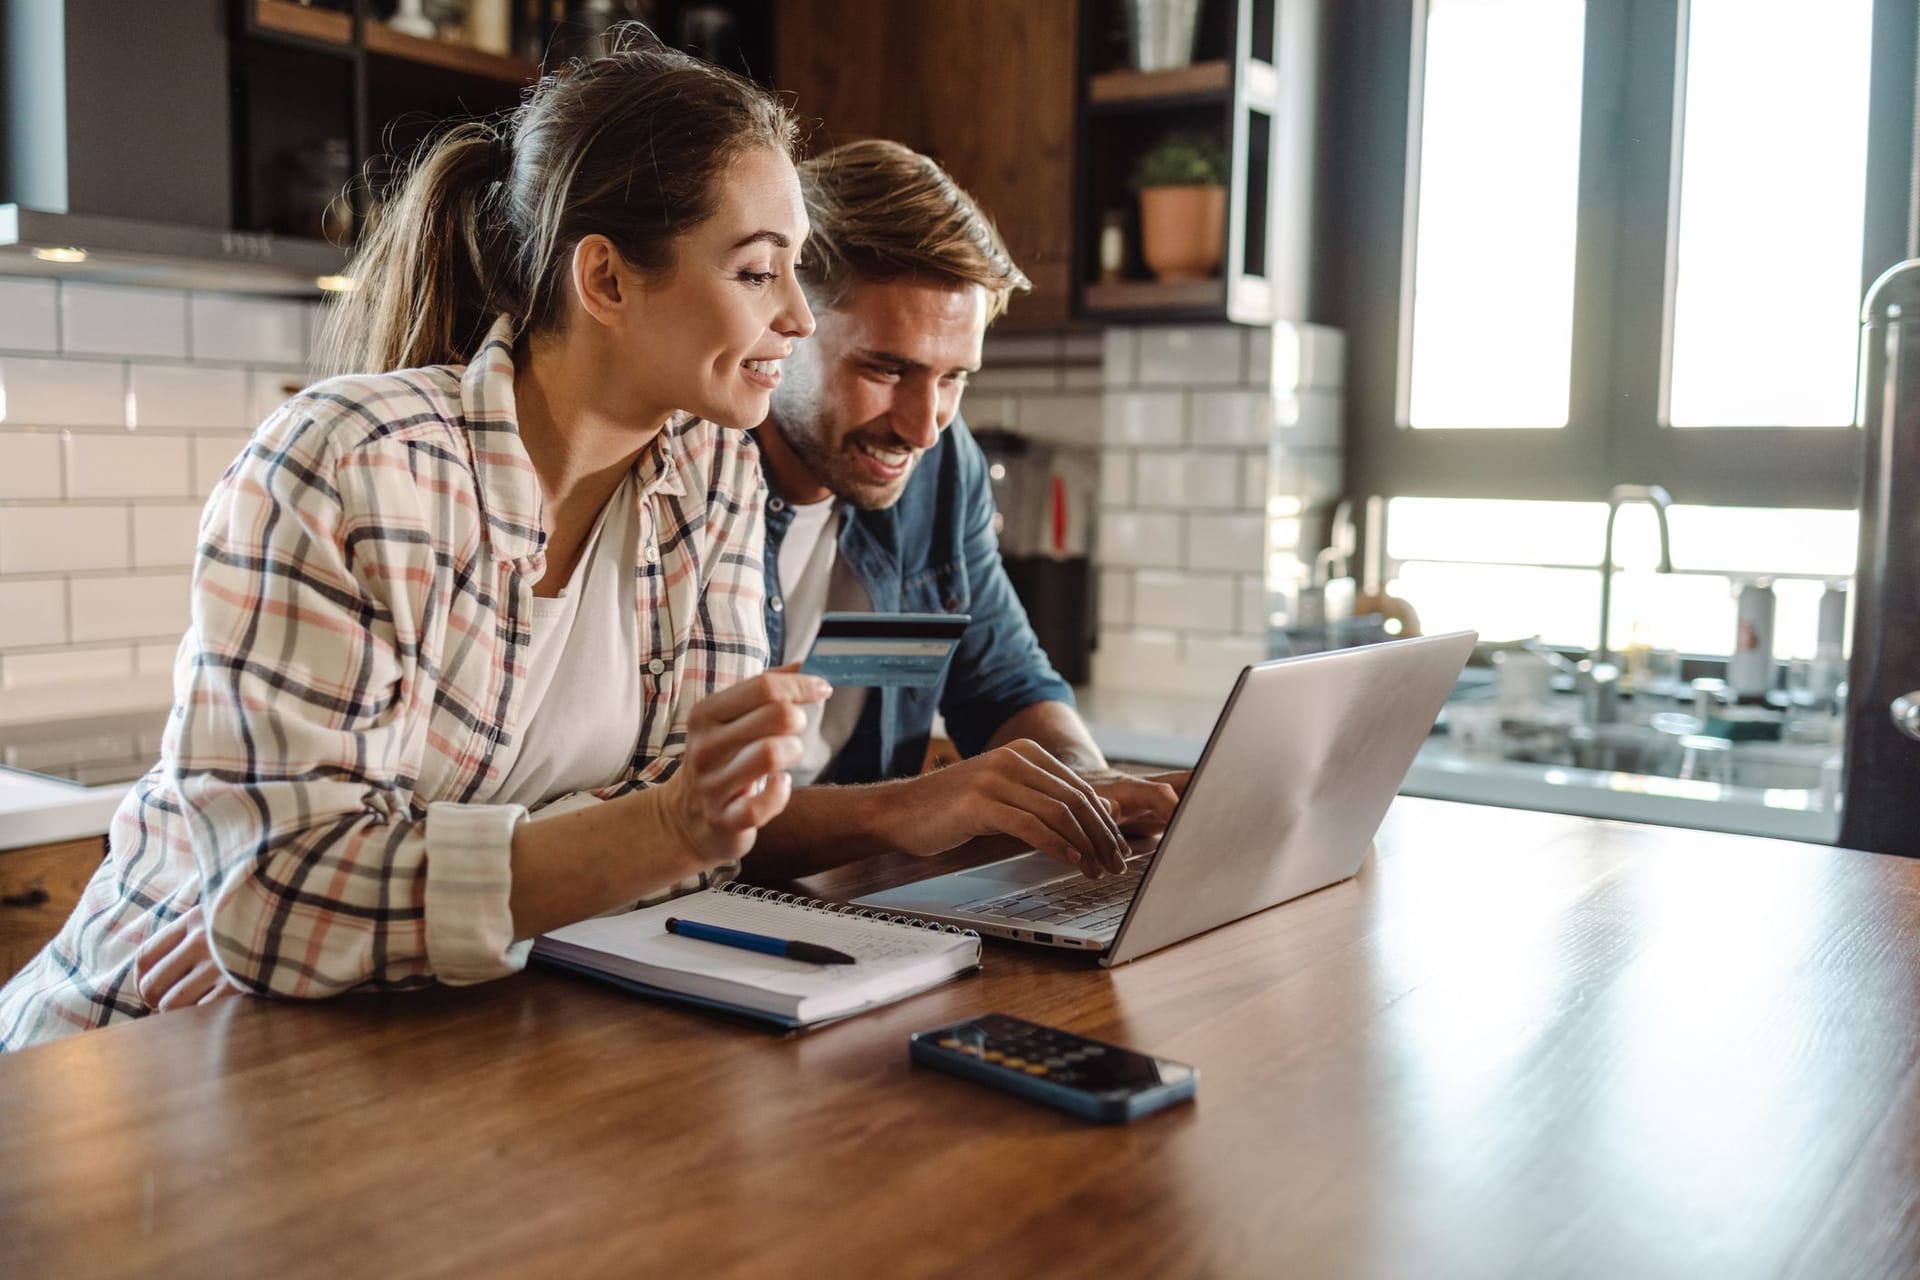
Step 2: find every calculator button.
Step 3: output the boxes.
[1081,1045,1107,1056]
[1001,1056,1027,1068]
[1023,1065,1049,1075]
[981,1050,1004,1062]
[938,1038,961,1049]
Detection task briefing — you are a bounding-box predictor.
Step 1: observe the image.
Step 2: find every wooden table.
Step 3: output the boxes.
[5,797,1920,1279]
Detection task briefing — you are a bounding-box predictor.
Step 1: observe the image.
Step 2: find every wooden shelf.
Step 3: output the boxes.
[252,0,351,47]
[364,22,539,84]
[1083,278,1226,314]
[1088,61,1231,106]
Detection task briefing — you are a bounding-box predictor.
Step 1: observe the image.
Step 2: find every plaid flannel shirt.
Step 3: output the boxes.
[0,317,768,1050]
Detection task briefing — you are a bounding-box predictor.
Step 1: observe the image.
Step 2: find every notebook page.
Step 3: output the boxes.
[536,889,976,1020]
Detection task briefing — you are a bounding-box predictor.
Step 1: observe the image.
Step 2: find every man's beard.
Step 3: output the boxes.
[776,412,915,512]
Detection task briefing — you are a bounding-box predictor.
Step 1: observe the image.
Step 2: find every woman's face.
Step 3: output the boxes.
[623,146,815,430]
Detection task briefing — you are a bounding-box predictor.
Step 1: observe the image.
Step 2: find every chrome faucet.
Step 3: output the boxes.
[1596,484,1674,667]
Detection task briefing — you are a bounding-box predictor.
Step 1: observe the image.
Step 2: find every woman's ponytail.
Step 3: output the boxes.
[313,123,516,377]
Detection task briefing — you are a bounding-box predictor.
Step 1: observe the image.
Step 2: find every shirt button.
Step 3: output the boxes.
[645,543,660,563]
[769,597,784,613]
[647,658,667,675]
[768,497,786,512]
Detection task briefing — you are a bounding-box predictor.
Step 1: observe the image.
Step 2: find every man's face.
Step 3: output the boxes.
[770,279,987,510]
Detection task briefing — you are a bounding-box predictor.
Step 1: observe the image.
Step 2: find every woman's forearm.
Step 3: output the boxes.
[507,787,708,939]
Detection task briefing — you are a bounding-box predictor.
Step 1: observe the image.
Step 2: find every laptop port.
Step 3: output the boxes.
[1033,932,1054,943]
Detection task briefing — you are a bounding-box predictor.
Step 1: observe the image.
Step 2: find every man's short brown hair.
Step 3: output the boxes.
[796,139,1031,322]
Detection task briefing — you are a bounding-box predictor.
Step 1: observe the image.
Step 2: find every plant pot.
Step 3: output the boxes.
[1122,0,1202,72]
[1138,184,1226,283]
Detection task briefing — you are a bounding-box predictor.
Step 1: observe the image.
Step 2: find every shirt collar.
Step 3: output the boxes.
[461,315,544,565]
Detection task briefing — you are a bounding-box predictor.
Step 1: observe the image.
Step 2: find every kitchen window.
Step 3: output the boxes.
[1336,0,1913,511]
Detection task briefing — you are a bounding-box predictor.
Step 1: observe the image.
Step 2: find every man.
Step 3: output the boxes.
[744,140,1183,884]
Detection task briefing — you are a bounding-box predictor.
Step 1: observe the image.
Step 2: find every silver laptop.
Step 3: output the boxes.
[850,630,1477,966]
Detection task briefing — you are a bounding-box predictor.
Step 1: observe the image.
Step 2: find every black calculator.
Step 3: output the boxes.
[909,1013,1198,1123]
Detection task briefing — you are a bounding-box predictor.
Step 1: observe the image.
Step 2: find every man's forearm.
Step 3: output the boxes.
[985,700,1108,773]
[742,782,905,880]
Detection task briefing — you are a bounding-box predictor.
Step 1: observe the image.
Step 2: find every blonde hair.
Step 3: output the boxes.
[315,26,797,376]
[796,140,1030,323]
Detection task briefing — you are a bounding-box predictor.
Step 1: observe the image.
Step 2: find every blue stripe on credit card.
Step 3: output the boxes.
[799,612,970,687]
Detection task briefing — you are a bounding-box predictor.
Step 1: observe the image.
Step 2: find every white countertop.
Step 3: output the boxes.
[0,769,126,851]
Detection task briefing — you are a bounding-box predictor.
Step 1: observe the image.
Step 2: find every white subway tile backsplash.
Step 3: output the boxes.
[3,645,133,690]
[1092,627,1181,691]
[1098,569,1133,627]
[0,357,126,426]
[970,365,1062,392]
[1189,390,1272,447]
[129,363,249,429]
[1132,570,1236,631]
[1061,332,1104,362]
[1181,633,1266,676]
[0,579,67,648]
[66,431,193,499]
[0,430,64,499]
[70,573,191,643]
[133,503,205,568]
[1099,449,1134,507]
[1239,454,1268,510]
[1136,326,1245,387]
[192,436,243,498]
[1265,321,1347,391]
[1098,510,1183,568]
[60,284,188,358]
[1274,390,1342,450]
[190,294,308,365]
[1185,513,1265,573]
[1061,363,1104,390]
[1244,325,1272,386]
[135,639,181,677]
[1299,452,1344,505]
[250,369,310,426]
[0,505,131,573]
[1237,575,1269,634]
[1104,391,1184,446]
[1101,328,1136,385]
[982,333,1063,363]
[1015,392,1102,446]
[1133,451,1241,509]
[0,279,59,353]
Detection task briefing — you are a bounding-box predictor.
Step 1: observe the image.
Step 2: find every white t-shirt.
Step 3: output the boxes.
[487,473,644,806]
[777,497,869,785]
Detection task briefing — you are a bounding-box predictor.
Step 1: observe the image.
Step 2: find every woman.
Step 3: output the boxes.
[0,31,824,1050]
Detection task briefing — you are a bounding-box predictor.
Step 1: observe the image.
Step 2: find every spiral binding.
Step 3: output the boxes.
[722,881,978,939]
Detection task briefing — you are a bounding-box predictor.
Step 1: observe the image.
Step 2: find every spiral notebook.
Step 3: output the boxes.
[532,884,982,1030]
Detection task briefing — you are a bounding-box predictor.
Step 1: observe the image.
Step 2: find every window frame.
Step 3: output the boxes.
[1333,0,1917,512]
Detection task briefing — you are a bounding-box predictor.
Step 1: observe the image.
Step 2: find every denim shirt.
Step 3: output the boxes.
[759,417,1073,784]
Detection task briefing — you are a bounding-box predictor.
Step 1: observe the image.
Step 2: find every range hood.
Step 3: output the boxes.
[0,204,346,297]
[2,1,347,298]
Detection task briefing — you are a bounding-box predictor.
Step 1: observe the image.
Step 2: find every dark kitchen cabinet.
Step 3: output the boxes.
[0,836,105,985]
[775,0,1079,329]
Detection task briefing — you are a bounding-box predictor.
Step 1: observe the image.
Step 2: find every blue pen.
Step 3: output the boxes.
[664,917,858,965]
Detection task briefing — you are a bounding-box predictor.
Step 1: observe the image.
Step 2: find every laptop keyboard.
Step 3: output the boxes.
[956,855,1153,934]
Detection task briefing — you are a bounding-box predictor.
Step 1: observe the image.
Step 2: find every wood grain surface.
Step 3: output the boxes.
[3,799,1918,1279]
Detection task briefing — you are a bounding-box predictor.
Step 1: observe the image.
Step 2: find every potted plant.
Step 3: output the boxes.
[1129,132,1229,283]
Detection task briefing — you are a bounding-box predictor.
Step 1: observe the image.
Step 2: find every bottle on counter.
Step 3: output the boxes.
[1728,576,1777,701]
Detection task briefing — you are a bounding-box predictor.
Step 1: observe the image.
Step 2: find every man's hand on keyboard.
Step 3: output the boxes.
[1077,769,1188,839]
[876,740,1131,877]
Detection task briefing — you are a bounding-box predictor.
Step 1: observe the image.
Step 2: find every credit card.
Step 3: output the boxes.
[799,612,970,688]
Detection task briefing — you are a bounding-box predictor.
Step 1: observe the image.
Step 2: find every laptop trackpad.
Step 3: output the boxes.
[949,851,1076,892]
